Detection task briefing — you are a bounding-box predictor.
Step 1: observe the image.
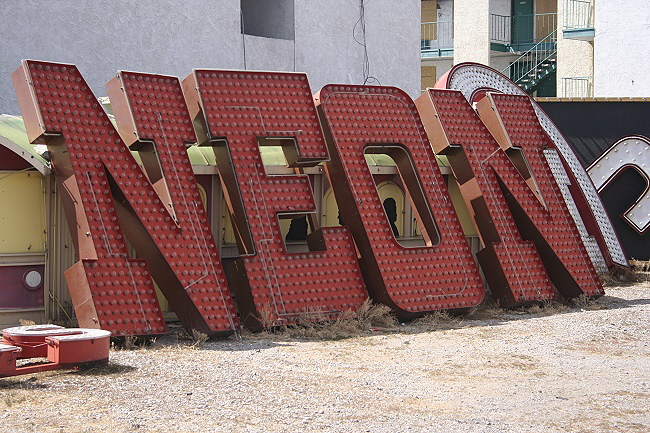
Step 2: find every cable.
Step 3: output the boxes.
[241,8,247,69]
[352,0,380,86]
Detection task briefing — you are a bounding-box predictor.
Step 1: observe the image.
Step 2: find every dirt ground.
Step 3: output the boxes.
[1,281,649,433]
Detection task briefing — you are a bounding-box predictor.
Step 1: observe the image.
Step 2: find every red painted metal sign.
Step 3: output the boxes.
[182,71,368,329]
[11,60,609,335]
[316,85,485,318]
[1,325,110,377]
[12,62,238,337]
[416,89,602,306]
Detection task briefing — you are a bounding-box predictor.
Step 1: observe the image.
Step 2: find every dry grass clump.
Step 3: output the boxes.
[255,299,397,340]
[411,310,463,331]
[600,262,646,286]
[465,296,504,321]
[112,333,155,351]
[569,294,606,310]
[525,298,572,315]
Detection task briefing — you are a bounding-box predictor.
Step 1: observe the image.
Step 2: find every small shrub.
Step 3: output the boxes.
[190,329,209,348]
[255,299,396,340]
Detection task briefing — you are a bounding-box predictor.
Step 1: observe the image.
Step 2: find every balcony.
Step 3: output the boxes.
[490,13,557,53]
[562,76,594,98]
[563,0,595,41]
[421,21,453,58]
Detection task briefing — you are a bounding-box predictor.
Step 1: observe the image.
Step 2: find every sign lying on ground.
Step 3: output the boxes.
[12,60,617,337]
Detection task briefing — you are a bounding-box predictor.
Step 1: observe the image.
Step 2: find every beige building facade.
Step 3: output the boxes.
[421,0,649,98]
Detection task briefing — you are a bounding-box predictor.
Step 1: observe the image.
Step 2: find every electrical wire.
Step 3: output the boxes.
[241,8,248,69]
[353,0,380,85]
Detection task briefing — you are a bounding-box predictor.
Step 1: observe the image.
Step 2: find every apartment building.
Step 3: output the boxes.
[421,0,650,97]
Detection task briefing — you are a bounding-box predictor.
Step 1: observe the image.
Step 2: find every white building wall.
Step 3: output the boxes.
[490,54,520,75]
[0,0,242,115]
[594,0,650,97]
[556,0,593,97]
[0,0,421,114]
[454,0,491,65]
[296,1,420,99]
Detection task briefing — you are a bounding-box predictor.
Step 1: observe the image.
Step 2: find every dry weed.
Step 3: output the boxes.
[354,299,395,329]
[171,328,211,349]
[255,299,396,340]
[257,304,277,329]
[123,333,137,350]
[112,334,157,350]
[411,309,463,331]
[570,294,605,310]
[466,296,504,321]
[600,263,643,286]
[539,298,571,313]
[190,329,209,349]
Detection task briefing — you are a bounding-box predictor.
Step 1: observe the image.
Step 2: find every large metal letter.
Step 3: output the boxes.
[434,62,626,270]
[13,61,238,337]
[183,70,368,330]
[417,89,603,307]
[316,85,485,318]
[588,136,650,234]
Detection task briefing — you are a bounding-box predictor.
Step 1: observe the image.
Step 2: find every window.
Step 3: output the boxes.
[241,0,295,40]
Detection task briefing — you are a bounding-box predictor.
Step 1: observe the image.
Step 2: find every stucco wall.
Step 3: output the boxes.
[295,1,420,98]
[489,53,520,76]
[594,0,650,97]
[0,0,242,115]
[556,0,594,97]
[454,0,490,65]
[242,35,295,72]
[1,0,420,114]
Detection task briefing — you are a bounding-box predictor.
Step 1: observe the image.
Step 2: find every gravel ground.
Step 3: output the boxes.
[1,281,649,433]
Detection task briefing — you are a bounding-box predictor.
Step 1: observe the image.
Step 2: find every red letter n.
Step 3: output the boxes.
[417,89,603,307]
[12,61,238,336]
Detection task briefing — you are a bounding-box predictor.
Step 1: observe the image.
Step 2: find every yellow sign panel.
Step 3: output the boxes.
[0,171,46,253]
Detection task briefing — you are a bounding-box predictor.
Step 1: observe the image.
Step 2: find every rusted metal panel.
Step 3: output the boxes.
[435,62,625,271]
[183,70,368,330]
[316,85,485,318]
[480,93,603,299]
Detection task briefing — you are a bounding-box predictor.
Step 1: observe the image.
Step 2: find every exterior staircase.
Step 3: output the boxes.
[503,30,557,94]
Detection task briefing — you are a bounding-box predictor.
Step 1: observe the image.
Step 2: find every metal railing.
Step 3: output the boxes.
[503,29,557,87]
[564,0,594,30]
[490,13,557,48]
[562,76,593,97]
[421,21,453,56]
